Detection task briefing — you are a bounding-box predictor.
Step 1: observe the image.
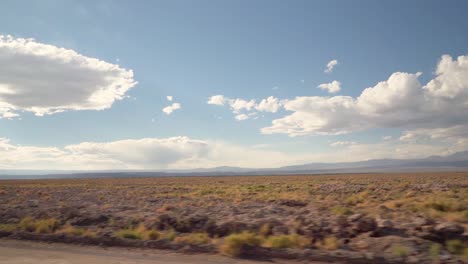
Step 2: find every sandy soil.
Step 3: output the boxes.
[0,239,327,264]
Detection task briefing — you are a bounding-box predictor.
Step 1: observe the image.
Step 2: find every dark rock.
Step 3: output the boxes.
[70,214,109,226]
[59,207,80,220]
[336,215,349,228]
[433,222,464,239]
[356,217,377,233]
[215,221,249,237]
[376,218,393,229]
[278,199,308,207]
[348,213,363,222]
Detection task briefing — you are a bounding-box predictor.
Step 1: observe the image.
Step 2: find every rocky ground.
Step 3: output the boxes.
[0,172,467,263]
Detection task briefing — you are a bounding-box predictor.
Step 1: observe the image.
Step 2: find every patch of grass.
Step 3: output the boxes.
[19,216,36,232]
[446,239,464,255]
[330,206,353,216]
[0,223,16,232]
[161,230,177,241]
[35,218,59,233]
[316,236,340,250]
[463,247,468,261]
[145,229,160,240]
[115,229,142,240]
[115,224,160,240]
[263,234,310,249]
[345,191,370,206]
[429,243,442,257]
[219,232,263,257]
[392,244,409,258]
[259,223,271,237]
[174,232,211,245]
[19,217,59,233]
[58,225,85,236]
[425,198,464,212]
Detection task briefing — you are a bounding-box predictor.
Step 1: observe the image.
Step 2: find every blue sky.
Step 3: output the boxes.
[0,0,467,170]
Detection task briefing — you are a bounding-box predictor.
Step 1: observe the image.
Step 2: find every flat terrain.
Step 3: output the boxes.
[0,172,467,263]
[0,239,311,264]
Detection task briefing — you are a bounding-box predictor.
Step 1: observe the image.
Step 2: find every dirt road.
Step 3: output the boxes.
[0,239,327,264]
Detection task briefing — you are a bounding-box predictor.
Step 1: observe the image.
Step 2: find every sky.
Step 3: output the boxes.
[0,0,468,170]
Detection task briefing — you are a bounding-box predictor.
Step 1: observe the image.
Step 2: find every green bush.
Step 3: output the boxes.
[219,232,263,257]
[429,243,442,257]
[392,244,409,258]
[264,234,310,249]
[35,218,59,233]
[19,217,36,232]
[446,239,464,255]
[174,232,210,245]
[0,223,16,232]
[115,229,142,240]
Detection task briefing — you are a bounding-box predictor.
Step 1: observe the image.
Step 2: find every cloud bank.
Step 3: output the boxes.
[0,35,137,118]
[262,55,468,137]
[207,95,281,121]
[0,135,463,170]
[0,136,313,170]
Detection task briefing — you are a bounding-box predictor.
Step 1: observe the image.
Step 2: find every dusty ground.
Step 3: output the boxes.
[0,172,467,263]
[0,239,318,264]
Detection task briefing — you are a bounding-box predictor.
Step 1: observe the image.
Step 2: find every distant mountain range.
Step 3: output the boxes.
[1,151,468,179]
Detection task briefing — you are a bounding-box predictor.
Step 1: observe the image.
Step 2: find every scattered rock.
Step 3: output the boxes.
[376,218,393,229]
[355,240,369,249]
[433,222,464,239]
[278,199,308,207]
[70,214,109,226]
[348,213,363,222]
[336,215,348,228]
[356,217,377,233]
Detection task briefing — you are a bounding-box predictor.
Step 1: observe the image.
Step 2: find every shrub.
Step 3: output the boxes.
[263,234,310,249]
[35,218,59,233]
[429,243,442,257]
[58,225,85,236]
[162,230,177,241]
[145,229,160,240]
[115,229,142,240]
[316,236,340,250]
[331,206,353,216]
[115,224,160,240]
[174,232,210,245]
[463,247,468,261]
[446,239,464,255]
[259,223,271,237]
[219,232,263,257]
[0,223,16,232]
[392,244,409,258]
[19,216,36,232]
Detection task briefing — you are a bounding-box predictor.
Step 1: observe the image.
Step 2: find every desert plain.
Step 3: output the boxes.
[0,172,467,263]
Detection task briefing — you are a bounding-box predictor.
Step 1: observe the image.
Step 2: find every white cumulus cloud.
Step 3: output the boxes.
[324,59,338,73]
[256,96,281,112]
[0,35,137,118]
[207,95,226,105]
[318,80,341,93]
[208,95,281,121]
[330,141,357,147]
[262,54,468,137]
[162,102,181,115]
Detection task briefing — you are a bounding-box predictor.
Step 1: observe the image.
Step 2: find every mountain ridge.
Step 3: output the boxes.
[1,151,468,179]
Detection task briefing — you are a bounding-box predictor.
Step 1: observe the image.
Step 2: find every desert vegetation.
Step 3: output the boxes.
[0,172,467,263]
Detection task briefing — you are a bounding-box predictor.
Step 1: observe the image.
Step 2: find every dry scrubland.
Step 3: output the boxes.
[0,172,467,263]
